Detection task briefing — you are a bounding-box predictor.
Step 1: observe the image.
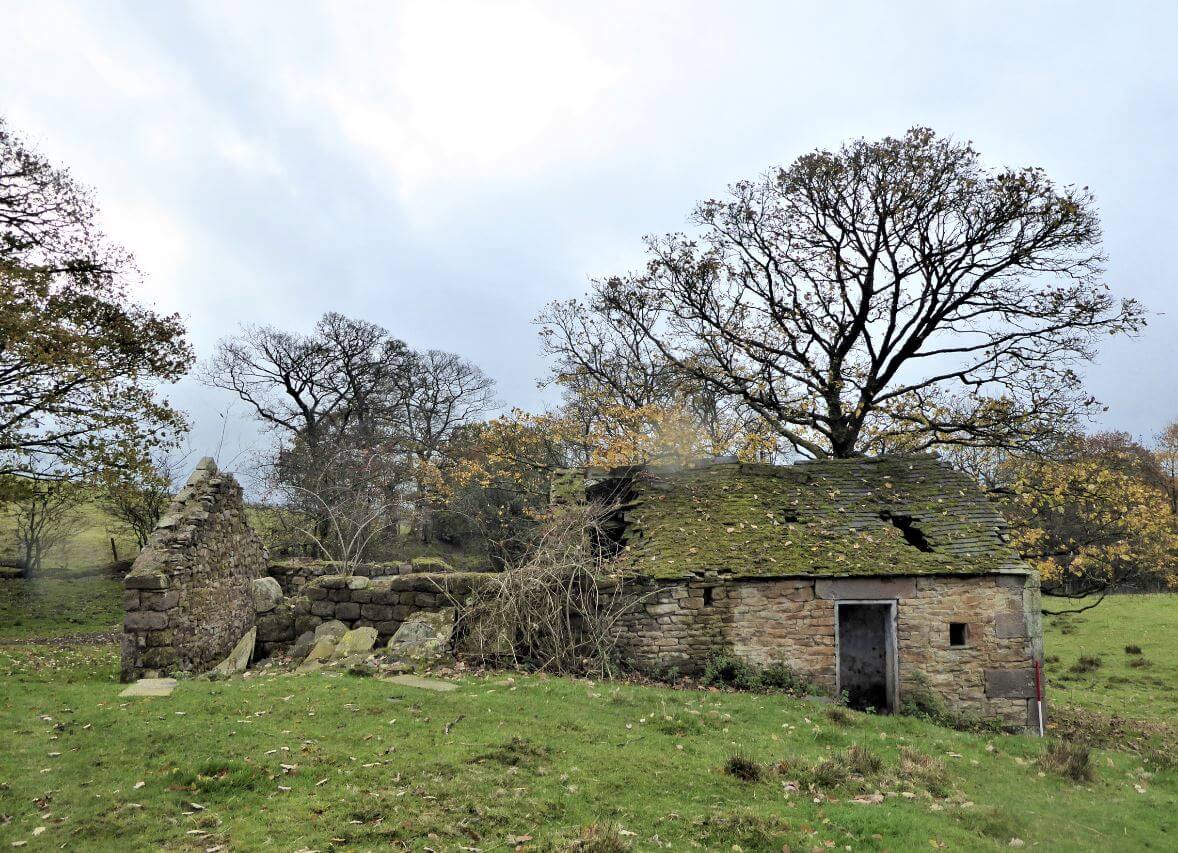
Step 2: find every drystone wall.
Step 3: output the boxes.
[120,458,268,681]
[266,557,464,597]
[255,572,488,657]
[616,571,1043,727]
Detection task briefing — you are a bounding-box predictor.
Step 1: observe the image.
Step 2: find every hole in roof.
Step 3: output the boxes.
[879,511,933,552]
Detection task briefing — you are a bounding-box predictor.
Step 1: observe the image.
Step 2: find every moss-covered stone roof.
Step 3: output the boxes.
[568,456,1028,580]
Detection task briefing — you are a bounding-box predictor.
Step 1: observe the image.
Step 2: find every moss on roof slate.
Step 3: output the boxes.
[601,456,1026,580]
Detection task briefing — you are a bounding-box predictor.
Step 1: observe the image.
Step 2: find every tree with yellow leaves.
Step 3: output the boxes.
[1000,432,1177,609]
[1155,418,1178,516]
[443,399,777,564]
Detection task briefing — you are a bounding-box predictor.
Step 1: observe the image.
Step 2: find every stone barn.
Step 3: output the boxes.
[555,456,1044,728]
[118,454,1044,731]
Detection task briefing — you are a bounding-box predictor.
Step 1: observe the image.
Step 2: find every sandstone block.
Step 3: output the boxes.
[995,573,1030,589]
[295,615,322,636]
[984,667,1036,699]
[301,637,337,668]
[386,608,456,669]
[645,603,678,616]
[289,630,316,661]
[140,646,178,668]
[256,611,295,643]
[144,629,174,648]
[125,610,168,631]
[125,572,170,590]
[335,602,361,620]
[315,620,349,640]
[332,626,378,658]
[361,603,394,621]
[207,627,256,678]
[251,577,283,612]
[140,590,182,611]
[815,577,916,600]
[993,610,1027,639]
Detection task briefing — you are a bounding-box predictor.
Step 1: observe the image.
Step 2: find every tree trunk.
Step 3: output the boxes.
[19,540,34,579]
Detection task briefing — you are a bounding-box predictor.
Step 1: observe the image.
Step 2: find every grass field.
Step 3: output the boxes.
[0,582,1175,850]
[0,647,1175,851]
[0,501,139,575]
[1045,595,1178,722]
[0,577,123,639]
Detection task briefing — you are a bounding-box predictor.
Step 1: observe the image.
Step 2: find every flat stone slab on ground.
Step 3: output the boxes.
[120,678,178,697]
[382,674,458,692]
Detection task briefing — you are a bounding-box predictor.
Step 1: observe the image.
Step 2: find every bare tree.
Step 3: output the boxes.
[201,312,410,451]
[539,297,681,410]
[539,299,773,458]
[203,315,498,547]
[100,451,189,549]
[264,441,408,574]
[454,503,642,678]
[6,477,84,576]
[394,349,497,466]
[549,128,1144,459]
[202,314,494,467]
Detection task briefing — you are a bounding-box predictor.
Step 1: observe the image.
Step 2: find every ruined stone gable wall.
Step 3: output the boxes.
[120,458,268,681]
[616,572,1043,727]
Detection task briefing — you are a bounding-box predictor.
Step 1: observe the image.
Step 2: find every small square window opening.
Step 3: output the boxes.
[949,622,968,647]
[703,586,715,606]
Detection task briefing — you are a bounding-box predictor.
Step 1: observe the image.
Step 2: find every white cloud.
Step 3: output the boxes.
[100,197,192,309]
[1,0,1175,450]
[274,1,668,204]
[216,130,284,177]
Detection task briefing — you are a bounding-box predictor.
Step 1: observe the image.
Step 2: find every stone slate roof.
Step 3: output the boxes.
[558,456,1028,580]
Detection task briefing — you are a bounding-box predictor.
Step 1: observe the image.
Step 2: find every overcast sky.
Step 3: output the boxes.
[3,0,1176,462]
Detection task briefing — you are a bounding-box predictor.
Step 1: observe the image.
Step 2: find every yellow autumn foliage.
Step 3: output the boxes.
[1004,453,1177,591]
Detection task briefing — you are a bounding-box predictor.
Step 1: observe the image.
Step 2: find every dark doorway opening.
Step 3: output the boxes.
[837,603,895,713]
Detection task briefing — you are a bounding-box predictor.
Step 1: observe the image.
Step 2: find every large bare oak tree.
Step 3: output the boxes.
[543,128,1144,458]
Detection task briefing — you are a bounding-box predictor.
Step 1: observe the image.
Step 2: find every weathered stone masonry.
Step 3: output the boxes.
[119,453,1045,732]
[266,557,471,597]
[255,572,486,657]
[571,456,1047,728]
[617,571,1043,726]
[120,458,268,681]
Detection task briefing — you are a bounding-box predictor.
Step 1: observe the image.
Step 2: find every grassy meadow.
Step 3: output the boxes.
[0,500,139,576]
[0,575,1175,850]
[1044,595,1178,723]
